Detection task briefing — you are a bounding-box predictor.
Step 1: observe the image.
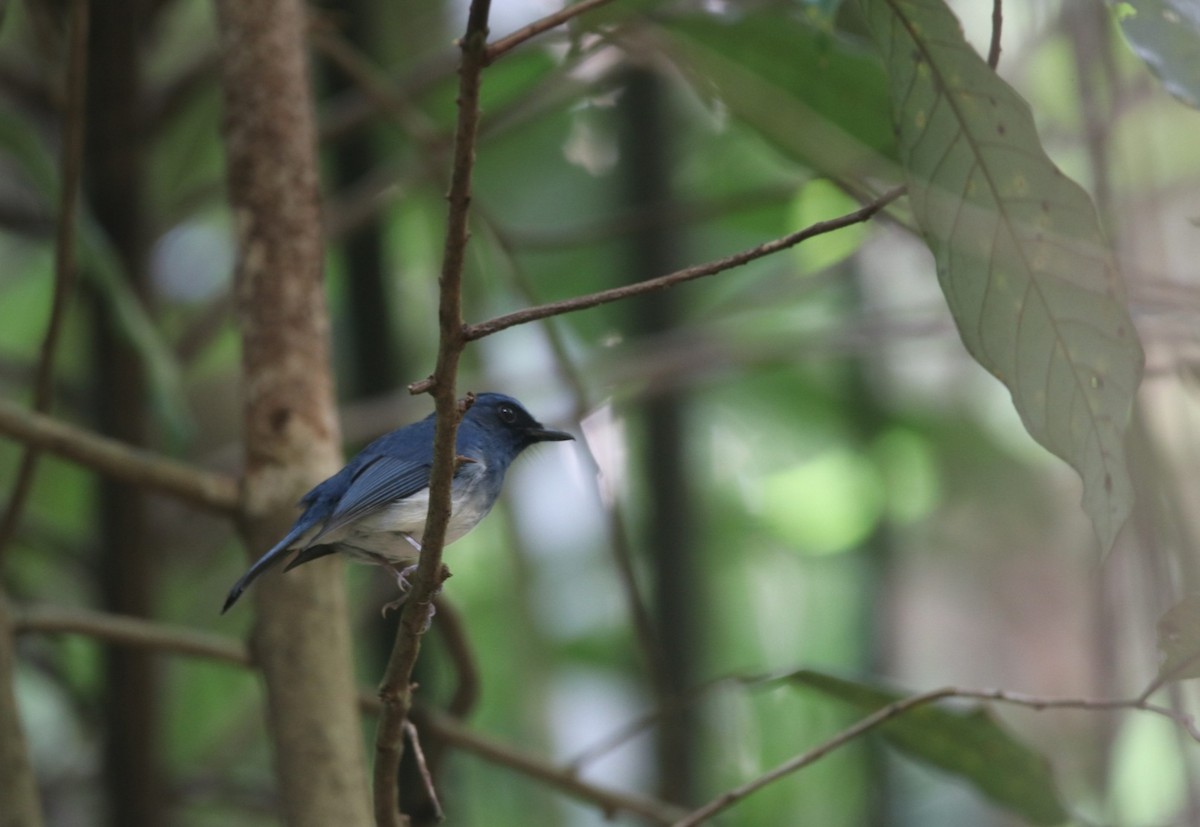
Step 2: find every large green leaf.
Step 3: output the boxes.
[788,670,1070,826]
[659,11,898,181]
[859,0,1144,550]
[1112,0,1200,109]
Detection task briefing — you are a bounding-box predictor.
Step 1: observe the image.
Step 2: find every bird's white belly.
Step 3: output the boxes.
[326,472,495,565]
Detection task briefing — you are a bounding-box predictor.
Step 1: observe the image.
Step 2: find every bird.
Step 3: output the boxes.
[222,392,573,613]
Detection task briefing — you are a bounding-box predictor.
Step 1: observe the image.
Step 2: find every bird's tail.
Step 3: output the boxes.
[221,521,314,614]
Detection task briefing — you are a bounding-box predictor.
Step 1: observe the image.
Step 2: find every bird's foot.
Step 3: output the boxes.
[380,594,437,633]
[380,563,420,617]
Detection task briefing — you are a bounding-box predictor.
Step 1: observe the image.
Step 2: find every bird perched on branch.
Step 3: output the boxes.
[222,392,573,613]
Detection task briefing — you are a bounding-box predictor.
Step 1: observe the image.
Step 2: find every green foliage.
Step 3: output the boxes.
[787,670,1071,826]
[660,10,898,181]
[860,0,1144,551]
[1112,0,1200,109]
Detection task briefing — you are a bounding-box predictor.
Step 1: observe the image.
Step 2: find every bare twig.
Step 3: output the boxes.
[0,399,238,514]
[485,0,616,64]
[373,2,492,824]
[310,26,440,147]
[422,709,687,824]
[672,683,1200,826]
[988,0,1003,69]
[0,0,89,565]
[403,721,445,821]
[11,603,251,666]
[463,187,905,342]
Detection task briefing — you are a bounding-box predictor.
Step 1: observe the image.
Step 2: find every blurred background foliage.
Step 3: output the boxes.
[1,0,1199,825]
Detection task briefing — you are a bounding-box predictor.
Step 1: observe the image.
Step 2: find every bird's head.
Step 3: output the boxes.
[463,393,574,455]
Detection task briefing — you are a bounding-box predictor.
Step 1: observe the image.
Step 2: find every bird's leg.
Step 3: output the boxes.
[382,533,423,616]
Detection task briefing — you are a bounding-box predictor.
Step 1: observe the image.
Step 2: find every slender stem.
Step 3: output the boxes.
[372,2,492,824]
[0,0,89,565]
[988,0,1003,69]
[0,398,239,514]
[672,683,1200,826]
[485,0,616,64]
[11,603,251,666]
[463,187,904,341]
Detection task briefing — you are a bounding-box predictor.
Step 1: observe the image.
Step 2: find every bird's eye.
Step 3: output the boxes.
[498,404,517,424]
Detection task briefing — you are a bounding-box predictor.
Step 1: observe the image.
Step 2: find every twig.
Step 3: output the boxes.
[485,0,616,65]
[0,0,88,565]
[671,683,1200,826]
[404,721,445,821]
[988,0,1003,69]
[310,25,440,147]
[0,399,239,514]
[463,186,905,341]
[373,2,492,824]
[422,709,687,824]
[11,603,251,666]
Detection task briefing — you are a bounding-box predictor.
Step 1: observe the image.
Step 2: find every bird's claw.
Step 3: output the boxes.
[380,563,419,616]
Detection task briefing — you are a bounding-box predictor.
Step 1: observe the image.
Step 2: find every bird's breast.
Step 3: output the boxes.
[332,460,501,563]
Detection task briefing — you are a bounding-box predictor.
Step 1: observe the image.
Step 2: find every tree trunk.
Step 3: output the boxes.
[213,1,372,824]
[84,4,163,824]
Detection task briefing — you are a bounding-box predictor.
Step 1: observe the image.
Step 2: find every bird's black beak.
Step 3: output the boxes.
[528,426,574,443]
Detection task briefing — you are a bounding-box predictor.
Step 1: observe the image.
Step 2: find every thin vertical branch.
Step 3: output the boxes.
[987,0,1003,69]
[373,1,493,824]
[0,0,88,565]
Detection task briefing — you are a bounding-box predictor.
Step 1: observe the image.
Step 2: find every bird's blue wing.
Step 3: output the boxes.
[308,453,434,543]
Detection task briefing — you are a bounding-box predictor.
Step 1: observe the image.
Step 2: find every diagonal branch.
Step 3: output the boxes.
[485,0,616,64]
[0,398,238,514]
[463,187,904,342]
[671,683,1200,826]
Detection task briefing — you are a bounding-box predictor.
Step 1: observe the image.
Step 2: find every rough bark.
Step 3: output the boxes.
[213,1,372,824]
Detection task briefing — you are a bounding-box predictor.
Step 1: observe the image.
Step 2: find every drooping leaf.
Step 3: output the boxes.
[787,670,1070,826]
[1111,0,1200,109]
[659,11,898,182]
[1147,594,1200,693]
[859,0,1144,550]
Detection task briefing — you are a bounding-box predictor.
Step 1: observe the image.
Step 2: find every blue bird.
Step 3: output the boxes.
[222,393,573,613]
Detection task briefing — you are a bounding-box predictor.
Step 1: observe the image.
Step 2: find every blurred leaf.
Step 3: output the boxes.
[788,670,1071,826]
[860,0,1144,551]
[1148,594,1200,692]
[790,178,870,272]
[762,447,883,554]
[659,11,898,181]
[1111,0,1200,109]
